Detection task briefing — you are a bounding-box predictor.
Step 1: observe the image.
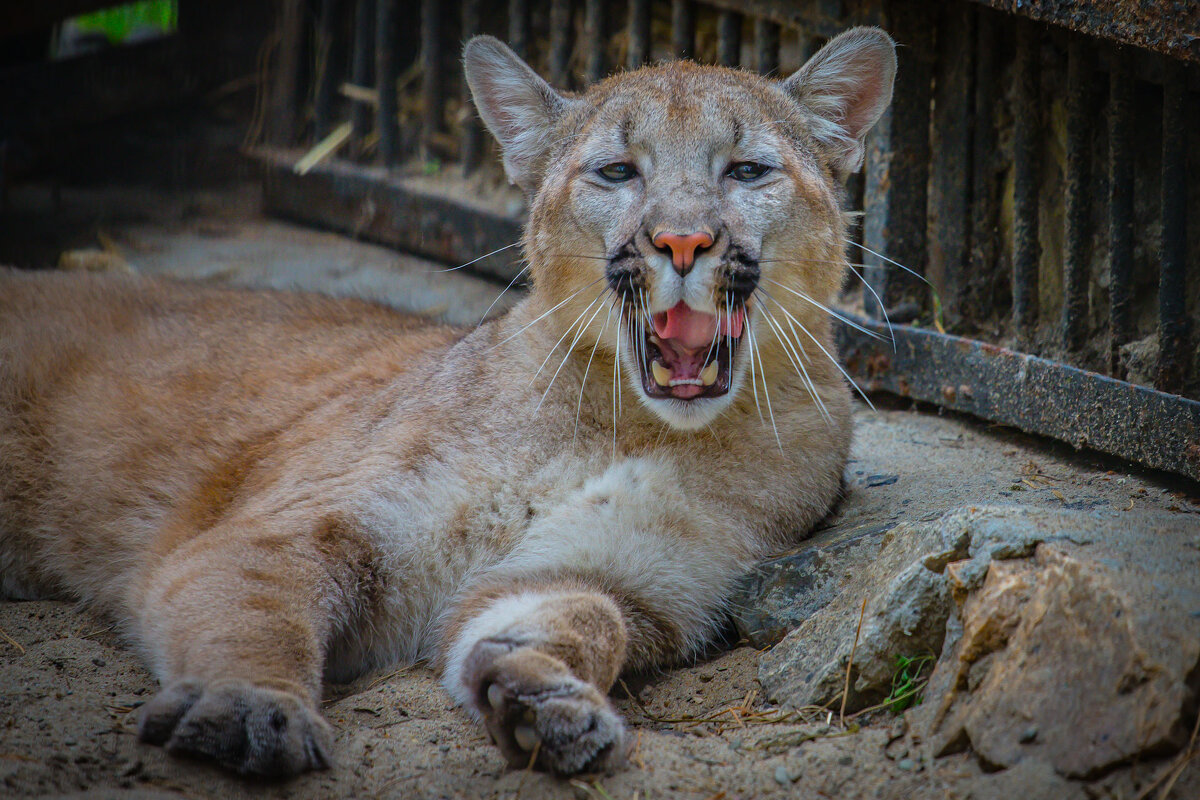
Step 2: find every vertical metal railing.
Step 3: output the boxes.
[265,0,1197,411]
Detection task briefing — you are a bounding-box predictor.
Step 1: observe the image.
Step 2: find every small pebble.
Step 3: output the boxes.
[774,765,792,785]
[898,758,915,771]
[1019,726,1038,743]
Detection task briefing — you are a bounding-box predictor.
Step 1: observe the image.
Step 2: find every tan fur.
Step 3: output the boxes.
[0,28,894,777]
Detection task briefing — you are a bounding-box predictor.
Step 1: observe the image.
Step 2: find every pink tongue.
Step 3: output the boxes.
[653,302,744,349]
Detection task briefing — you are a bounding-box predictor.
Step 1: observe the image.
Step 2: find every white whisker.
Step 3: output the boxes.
[529,289,609,386]
[535,291,611,413]
[761,279,887,343]
[573,298,615,448]
[489,276,606,351]
[762,294,875,411]
[435,241,521,272]
[477,264,530,326]
[745,311,783,453]
[760,305,833,426]
[844,239,930,285]
[745,302,764,424]
[844,263,896,351]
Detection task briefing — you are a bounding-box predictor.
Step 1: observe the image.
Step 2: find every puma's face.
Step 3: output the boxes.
[465,29,895,430]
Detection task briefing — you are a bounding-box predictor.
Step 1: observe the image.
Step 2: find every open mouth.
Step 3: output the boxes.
[634,301,745,401]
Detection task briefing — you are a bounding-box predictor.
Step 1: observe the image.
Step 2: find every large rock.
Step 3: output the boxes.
[926,543,1200,777]
[756,505,1200,779]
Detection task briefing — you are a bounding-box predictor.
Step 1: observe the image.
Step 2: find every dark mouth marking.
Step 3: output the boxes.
[605,242,644,297]
[723,246,760,303]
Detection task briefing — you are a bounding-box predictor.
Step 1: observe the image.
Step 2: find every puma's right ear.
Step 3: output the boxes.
[781,27,897,175]
[463,36,584,193]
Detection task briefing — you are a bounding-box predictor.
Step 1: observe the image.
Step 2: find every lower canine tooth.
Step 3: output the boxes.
[701,360,719,386]
[651,361,672,387]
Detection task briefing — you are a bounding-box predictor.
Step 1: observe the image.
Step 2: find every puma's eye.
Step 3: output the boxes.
[597,163,638,182]
[728,162,771,182]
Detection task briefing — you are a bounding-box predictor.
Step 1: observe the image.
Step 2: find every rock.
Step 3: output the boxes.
[757,501,1200,778]
[927,544,1200,778]
[956,758,1088,800]
[757,516,956,709]
[731,523,896,648]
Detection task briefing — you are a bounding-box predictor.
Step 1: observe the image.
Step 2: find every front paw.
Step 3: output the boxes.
[138,678,332,776]
[465,639,627,775]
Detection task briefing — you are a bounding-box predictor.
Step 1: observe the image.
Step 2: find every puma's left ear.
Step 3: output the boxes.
[463,35,585,193]
[781,27,897,174]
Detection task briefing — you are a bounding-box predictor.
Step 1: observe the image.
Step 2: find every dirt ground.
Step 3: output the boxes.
[2,183,1198,799]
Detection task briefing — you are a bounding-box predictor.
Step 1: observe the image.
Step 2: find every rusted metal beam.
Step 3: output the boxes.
[259,149,524,283]
[963,0,1200,64]
[1107,47,1134,378]
[1062,36,1092,351]
[1157,60,1189,394]
[1012,20,1041,341]
[837,316,1200,483]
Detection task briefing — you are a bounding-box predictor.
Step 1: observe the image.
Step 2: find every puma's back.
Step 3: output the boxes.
[0,269,459,600]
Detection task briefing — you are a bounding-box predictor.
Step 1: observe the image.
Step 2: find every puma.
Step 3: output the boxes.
[0,28,895,776]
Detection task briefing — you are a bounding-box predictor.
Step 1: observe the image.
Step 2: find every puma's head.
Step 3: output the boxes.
[465,29,895,430]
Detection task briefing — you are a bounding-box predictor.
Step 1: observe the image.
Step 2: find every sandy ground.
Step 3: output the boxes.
[2,183,1198,799]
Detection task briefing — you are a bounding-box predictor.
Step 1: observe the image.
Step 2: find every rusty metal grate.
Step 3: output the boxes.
[256,0,1200,482]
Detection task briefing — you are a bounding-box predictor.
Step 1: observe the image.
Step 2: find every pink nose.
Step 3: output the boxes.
[652,231,714,276]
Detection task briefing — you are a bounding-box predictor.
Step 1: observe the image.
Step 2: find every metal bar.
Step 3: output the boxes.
[350,0,375,146]
[584,0,605,82]
[1012,20,1041,340]
[313,0,342,140]
[968,10,999,323]
[1107,47,1133,378]
[926,2,974,329]
[461,0,484,174]
[268,0,304,146]
[259,150,524,282]
[672,0,695,60]
[376,0,399,166]
[717,10,741,67]
[549,0,573,88]
[1062,36,1091,351]
[420,0,442,161]
[754,18,780,75]
[627,0,651,69]
[508,0,530,59]
[836,316,1200,483]
[1158,61,1189,394]
[861,0,934,320]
